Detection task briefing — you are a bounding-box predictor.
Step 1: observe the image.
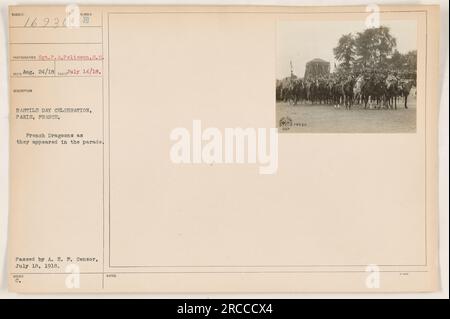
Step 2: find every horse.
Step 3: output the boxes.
[353,74,365,105]
[385,74,401,109]
[398,79,415,109]
[336,76,355,109]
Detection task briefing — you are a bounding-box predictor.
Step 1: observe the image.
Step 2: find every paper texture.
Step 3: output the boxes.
[8,5,440,293]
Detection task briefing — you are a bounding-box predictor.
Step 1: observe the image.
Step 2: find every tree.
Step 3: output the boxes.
[333,33,356,72]
[403,50,417,73]
[389,50,405,72]
[354,26,397,70]
[386,49,417,81]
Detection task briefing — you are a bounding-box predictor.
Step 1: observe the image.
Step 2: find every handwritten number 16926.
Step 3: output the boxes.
[23,17,68,28]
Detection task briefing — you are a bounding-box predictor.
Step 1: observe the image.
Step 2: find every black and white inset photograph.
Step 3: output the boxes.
[276,20,418,133]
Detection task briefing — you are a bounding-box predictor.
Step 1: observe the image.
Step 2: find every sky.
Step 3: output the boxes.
[277,19,417,79]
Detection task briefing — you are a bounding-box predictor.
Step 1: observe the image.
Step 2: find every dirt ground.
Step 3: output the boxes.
[276,96,417,133]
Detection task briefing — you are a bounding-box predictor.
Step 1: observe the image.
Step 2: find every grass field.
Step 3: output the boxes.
[276,96,417,133]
